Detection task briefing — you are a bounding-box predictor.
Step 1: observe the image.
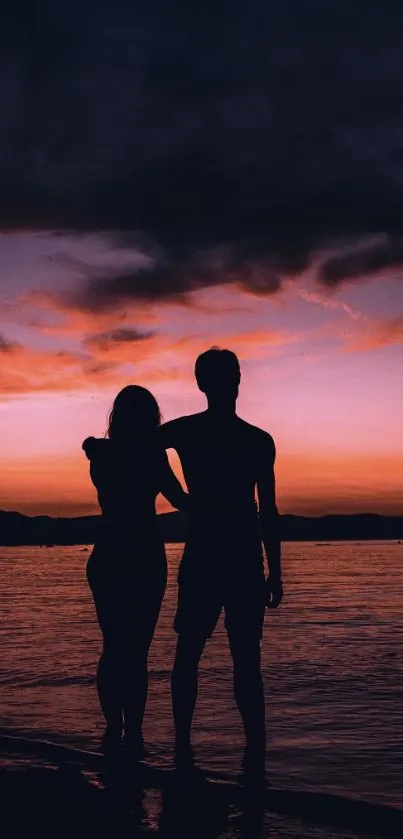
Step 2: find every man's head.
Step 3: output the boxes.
[195,347,241,405]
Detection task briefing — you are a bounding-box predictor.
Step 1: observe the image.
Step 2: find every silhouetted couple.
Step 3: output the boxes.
[83,347,282,783]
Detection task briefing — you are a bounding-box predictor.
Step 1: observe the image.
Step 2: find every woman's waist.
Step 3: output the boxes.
[93,513,162,547]
[98,507,159,529]
[99,499,157,518]
[87,536,166,576]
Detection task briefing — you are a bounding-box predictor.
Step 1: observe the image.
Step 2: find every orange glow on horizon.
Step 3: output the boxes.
[1,450,402,518]
[1,262,402,519]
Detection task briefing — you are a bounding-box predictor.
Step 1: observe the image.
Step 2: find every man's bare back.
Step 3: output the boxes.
[160,410,276,516]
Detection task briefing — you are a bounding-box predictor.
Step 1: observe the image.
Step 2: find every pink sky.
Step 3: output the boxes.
[1,232,402,517]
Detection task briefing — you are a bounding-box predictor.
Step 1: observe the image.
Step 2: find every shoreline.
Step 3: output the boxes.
[0,538,401,547]
[1,732,403,838]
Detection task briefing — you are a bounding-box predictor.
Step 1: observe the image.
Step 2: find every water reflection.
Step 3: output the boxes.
[1,751,395,839]
[96,760,265,838]
[1,542,403,812]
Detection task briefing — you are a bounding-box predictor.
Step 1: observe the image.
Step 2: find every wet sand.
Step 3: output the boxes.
[1,733,402,839]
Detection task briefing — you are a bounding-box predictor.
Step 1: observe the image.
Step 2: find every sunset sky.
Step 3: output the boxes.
[1,3,402,517]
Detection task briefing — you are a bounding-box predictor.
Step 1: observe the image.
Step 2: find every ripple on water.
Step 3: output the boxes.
[1,541,402,810]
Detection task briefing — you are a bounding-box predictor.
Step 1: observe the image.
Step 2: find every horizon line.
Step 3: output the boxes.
[1,507,402,521]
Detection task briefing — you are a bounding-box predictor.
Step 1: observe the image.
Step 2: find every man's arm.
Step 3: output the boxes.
[159,419,179,452]
[256,434,283,607]
[158,449,189,512]
[82,436,99,459]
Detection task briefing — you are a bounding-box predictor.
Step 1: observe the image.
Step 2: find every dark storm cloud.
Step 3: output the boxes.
[319,237,403,287]
[85,327,154,348]
[2,1,403,302]
[0,333,18,352]
[60,244,283,311]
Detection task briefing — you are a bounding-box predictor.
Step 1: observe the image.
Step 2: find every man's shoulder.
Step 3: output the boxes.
[161,412,204,429]
[237,418,275,452]
[160,412,204,443]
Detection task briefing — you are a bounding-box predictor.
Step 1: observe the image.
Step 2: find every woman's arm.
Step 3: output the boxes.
[159,449,189,512]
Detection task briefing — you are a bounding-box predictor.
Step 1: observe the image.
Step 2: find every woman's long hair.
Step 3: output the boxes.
[106,385,161,443]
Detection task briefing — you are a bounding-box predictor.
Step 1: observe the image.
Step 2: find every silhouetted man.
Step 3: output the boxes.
[160,347,282,781]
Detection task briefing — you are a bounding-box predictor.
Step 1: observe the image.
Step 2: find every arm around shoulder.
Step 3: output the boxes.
[159,419,180,451]
[158,448,189,512]
[82,436,107,460]
[82,436,96,459]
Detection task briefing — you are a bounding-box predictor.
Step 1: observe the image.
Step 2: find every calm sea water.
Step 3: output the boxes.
[1,541,403,832]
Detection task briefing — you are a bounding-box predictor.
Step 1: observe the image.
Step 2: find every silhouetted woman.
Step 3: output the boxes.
[82,386,188,756]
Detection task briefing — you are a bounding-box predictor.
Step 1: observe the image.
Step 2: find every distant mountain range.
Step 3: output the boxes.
[0,509,402,546]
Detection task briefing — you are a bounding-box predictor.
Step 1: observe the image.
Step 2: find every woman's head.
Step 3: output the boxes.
[107,385,161,441]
